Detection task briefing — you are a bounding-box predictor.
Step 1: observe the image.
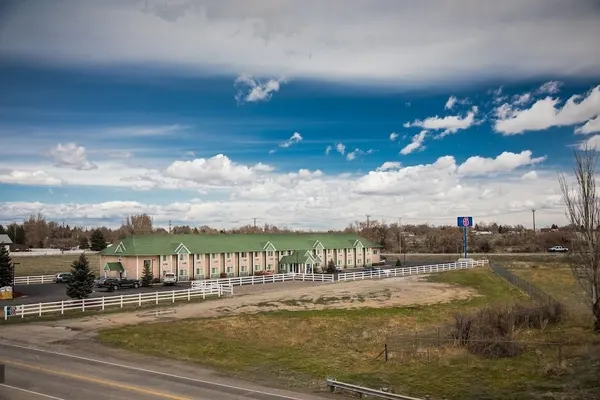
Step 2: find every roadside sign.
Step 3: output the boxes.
[457,216,473,227]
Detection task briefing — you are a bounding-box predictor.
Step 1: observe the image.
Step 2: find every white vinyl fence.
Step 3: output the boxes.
[191,272,334,289]
[3,285,233,320]
[10,250,99,257]
[337,260,488,281]
[14,275,55,285]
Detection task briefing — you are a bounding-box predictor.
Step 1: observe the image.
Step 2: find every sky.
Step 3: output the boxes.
[1,0,600,230]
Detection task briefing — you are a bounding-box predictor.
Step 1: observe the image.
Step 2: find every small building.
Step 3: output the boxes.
[0,234,12,253]
[99,232,382,280]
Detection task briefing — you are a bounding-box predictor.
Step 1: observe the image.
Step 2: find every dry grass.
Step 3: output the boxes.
[96,268,600,400]
[12,254,101,276]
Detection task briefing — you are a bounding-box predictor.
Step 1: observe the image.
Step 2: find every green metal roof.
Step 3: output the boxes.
[279,250,315,264]
[100,232,381,256]
[103,262,124,272]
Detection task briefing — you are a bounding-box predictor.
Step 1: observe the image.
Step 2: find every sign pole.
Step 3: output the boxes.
[463,226,468,258]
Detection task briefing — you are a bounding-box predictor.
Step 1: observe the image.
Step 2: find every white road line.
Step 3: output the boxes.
[0,341,315,400]
[0,383,66,399]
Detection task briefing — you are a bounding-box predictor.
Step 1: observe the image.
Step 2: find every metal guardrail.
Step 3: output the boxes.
[325,378,424,400]
[14,275,55,285]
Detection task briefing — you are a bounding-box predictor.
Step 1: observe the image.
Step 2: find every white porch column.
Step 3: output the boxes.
[136,256,139,279]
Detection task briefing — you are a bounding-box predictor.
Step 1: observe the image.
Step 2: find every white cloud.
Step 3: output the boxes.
[400,130,428,155]
[575,115,600,135]
[234,75,285,103]
[457,151,546,177]
[494,85,600,135]
[164,154,274,186]
[279,132,303,148]
[521,170,538,180]
[104,124,189,136]
[578,134,600,150]
[2,2,599,86]
[389,132,399,141]
[325,145,332,155]
[346,148,374,161]
[335,143,346,155]
[376,161,402,171]
[512,93,532,106]
[48,143,97,170]
[0,170,64,186]
[445,96,457,110]
[537,81,562,95]
[0,150,568,229]
[404,106,478,138]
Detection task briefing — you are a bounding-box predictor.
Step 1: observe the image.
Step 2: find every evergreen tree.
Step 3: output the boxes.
[325,259,336,274]
[89,229,107,251]
[0,225,5,234]
[66,254,95,299]
[395,258,402,267]
[0,246,13,288]
[78,236,89,250]
[141,262,154,287]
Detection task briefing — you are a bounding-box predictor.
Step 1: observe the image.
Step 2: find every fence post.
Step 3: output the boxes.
[61,301,64,315]
[172,290,175,303]
[120,295,123,308]
[3,306,7,320]
[156,291,159,305]
[38,303,42,317]
[384,343,388,362]
[187,289,190,301]
[101,297,105,311]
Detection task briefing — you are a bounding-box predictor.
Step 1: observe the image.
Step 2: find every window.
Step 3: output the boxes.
[180,254,187,261]
[143,260,151,269]
[373,249,378,254]
[211,253,217,259]
[254,264,261,271]
[161,255,167,262]
[266,264,272,270]
[241,252,247,258]
[226,266,233,273]
[254,252,260,258]
[327,249,332,254]
[179,269,187,276]
[267,251,274,257]
[241,266,247,272]
[367,258,371,263]
[226,252,231,258]
[366,248,370,254]
[195,268,202,275]
[196,254,202,260]
[211,267,218,274]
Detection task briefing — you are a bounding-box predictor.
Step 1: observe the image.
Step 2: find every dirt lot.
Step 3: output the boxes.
[0,275,477,344]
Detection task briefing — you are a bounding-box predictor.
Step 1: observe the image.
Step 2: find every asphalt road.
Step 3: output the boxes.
[0,342,328,400]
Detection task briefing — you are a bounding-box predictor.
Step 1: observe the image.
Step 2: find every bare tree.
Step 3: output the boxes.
[558,147,600,332]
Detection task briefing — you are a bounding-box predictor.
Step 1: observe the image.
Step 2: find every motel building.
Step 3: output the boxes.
[99,233,382,281]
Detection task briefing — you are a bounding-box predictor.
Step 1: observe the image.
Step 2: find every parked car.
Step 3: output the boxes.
[101,277,141,291]
[334,266,343,273]
[363,266,383,272]
[548,246,568,253]
[94,277,109,287]
[54,272,72,283]
[161,272,177,286]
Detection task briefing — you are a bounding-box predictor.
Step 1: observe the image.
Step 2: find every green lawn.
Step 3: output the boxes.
[96,268,600,400]
[12,253,101,276]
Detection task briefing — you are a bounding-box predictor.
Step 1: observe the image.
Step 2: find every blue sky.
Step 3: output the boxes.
[0,0,599,229]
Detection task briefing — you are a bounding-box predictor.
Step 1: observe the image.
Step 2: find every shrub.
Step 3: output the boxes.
[254,270,275,276]
[395,259,402,267]
[219,272,228,278]
[325,260,336,274]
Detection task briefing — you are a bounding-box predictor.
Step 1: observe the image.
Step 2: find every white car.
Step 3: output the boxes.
[548,246,568,253]
[161,272,177,286]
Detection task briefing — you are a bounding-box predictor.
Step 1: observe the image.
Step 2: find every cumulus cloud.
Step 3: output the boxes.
[2,1,599,86]
[335,143,346,155]
[234,75,285,103]
[0,149,567,229]
[512,93,532,106]
[400,130,427,155]
[404,107,478,138]
[346,148,374,161]
[389,132,399,141]
[444,96,469,110]
[494,85,600,135]
[521,171,538,180]
[325,145,332,155]
[457,150,546,177]
[575,115,600,135]
[578,134,600,150]
[48,143,97,170]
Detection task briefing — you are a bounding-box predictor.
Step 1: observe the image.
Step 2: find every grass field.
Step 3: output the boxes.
[97,267,600,400]
[12,253,101,276]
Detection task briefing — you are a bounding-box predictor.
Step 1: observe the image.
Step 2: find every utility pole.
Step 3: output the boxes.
[397,217,403,255]
[253,217,257,228]
[168,220,172,234]
[366,215,371,229]
[531,209,536,233]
